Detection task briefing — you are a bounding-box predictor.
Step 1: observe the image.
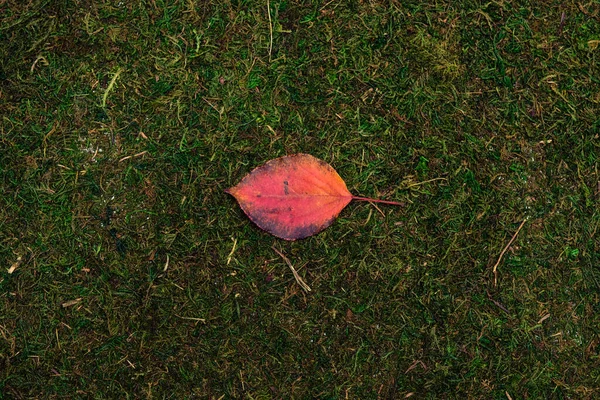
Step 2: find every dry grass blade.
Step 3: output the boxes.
[62,298,82,308]
[267,0,273,62]
[271,246,311,292]
[492,218,528,286]
[102,67,122,108]
[227,237,238,265]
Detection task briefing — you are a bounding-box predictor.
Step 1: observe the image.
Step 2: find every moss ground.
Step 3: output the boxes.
[1,0,599,398]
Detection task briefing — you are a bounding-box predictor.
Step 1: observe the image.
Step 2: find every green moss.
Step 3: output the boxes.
[1,0,599,398]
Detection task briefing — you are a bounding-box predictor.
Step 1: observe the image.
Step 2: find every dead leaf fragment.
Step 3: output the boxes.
[62,298,82,308]
[8,256,22,274]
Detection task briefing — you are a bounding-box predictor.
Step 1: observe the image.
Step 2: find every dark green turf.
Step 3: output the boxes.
[1,0,599,398]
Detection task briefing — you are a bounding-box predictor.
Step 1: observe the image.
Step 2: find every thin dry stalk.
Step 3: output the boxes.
[272,246,311,292]
[267,0,273,62]
[492,218,528,286]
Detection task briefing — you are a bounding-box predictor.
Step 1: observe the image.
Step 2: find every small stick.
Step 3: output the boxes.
[487,290,510,315]
[271,246,311,292]
[492,218,528,286]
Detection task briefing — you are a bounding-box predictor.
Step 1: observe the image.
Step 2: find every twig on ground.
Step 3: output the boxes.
[487,290,510,315]
[271,246,311,292]
[492,218,528,286]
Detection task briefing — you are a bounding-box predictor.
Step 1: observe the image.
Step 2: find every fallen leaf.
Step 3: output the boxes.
[225,154,403,240]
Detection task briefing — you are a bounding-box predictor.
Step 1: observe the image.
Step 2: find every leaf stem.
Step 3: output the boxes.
[351,196,404,206]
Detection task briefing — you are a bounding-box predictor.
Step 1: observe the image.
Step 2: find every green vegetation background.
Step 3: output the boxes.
[1,0,599,398]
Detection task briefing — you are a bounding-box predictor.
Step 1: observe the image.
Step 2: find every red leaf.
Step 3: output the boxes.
[226,154,402,240]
